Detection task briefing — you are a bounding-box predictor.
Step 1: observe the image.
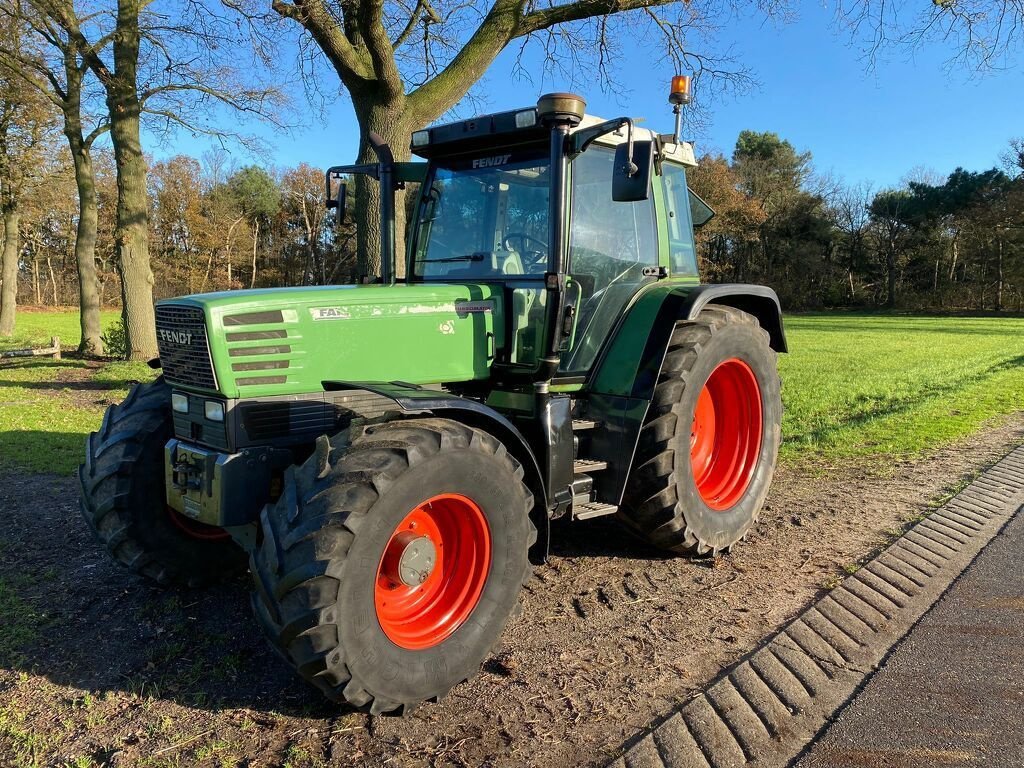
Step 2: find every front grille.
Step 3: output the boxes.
[155,304,217,390]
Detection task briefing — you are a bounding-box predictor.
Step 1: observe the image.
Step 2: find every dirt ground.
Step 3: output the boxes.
[1,414,1023,768]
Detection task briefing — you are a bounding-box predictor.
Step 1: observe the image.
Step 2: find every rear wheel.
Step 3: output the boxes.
[250,418,535,714]
[620,306,781,555]
[78,377,244,587]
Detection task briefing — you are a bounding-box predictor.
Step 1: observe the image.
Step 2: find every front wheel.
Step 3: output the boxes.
[620,306,782,555]
[78,377,245,587]
[250,418,535,714]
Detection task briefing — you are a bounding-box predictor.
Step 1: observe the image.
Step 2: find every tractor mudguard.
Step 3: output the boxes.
[589,283,786,401]
[322,380,548,525]
[584,283,786,506]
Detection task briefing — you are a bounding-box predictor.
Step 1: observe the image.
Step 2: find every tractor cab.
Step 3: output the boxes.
[328,93,705,382]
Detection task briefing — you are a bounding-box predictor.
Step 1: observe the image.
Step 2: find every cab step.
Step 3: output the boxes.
[573,458,608,473]
[573,502,618,520]
[572,418,598,431]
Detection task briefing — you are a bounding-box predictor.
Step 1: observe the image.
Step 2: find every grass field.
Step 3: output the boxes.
[778,314,1024,462]
[0,310,1022,475]
[0,311,153,474]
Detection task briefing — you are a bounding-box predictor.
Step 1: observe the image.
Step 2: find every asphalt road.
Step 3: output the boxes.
[796,504,1024,768]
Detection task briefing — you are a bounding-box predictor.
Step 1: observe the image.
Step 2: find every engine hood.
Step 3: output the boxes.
[156,283,501,399]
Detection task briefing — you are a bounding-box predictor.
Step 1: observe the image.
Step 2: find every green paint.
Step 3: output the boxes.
[590,279,699,396]
[485,389,535,413]
[161,283,499,399]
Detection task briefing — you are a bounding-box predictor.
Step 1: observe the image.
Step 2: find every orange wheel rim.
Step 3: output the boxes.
[689,358,763,511]
[375,493,491,650]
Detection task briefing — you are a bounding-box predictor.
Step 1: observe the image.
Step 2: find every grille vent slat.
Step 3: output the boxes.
[156,305,217,390]
[238,392,396,442]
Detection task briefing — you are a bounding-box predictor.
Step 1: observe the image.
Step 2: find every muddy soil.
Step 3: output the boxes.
[1,415,1022,768]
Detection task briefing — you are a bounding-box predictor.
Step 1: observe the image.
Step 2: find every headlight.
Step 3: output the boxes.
[171,393,189,413]
[411,129,430,147]
[204,400,225,422]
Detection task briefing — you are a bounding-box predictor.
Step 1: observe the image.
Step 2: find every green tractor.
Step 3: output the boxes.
[80,85,785,714]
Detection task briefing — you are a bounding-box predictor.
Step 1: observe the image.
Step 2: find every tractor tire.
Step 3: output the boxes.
[620,306,781,555]
[250,418,536,715]
[79,377,244,587]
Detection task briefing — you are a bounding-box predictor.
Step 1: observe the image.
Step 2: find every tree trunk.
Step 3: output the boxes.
[47,257,58,305]
[949,233,959,281]
[995,237,1003,312]
[886,240,897,309]
[200,250,214,292]
[351,95,412,281]
[68,133,104,355]
[225,216,242,287]
[103,0,158,360]
[0,205,20,335]
[250,218,259,288]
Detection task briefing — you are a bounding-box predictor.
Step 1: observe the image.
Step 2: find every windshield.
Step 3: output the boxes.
[412,153,550,280]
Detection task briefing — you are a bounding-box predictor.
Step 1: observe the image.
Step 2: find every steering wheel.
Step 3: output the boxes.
[503,233,548,271]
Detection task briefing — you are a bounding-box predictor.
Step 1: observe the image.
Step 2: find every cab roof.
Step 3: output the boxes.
[410,107,697,168]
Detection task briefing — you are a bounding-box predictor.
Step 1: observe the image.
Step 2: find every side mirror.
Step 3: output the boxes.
[612,140,654,202]
[332,181,348,224]
[325,168,348,224]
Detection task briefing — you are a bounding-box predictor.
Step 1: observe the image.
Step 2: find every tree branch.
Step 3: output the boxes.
[359,0,404,100]
[407,0,524,123]
[517,0,678,37]
[84,120,109,146]
[272,0,371,83]
[392,0,425,51]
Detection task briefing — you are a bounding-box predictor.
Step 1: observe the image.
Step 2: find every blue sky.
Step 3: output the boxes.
[148,1,1023,190]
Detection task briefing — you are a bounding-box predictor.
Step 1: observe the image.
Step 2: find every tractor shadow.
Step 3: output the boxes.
[0,469,343,719]
[547,514,676,561]
[1,467,680,718]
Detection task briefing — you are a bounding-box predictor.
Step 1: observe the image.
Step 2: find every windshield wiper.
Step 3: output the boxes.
[423,253,488,263]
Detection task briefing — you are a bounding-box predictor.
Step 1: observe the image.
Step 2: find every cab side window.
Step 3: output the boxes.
[568,146,658,296]
[660,162,698,276]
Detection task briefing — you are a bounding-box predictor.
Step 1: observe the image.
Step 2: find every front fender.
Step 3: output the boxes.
[322,380,547,517]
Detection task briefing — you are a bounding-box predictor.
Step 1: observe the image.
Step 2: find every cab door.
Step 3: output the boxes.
[559,145,660,375]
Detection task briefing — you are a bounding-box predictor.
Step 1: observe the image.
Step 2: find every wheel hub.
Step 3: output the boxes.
[689,358,763,511]
[389,531,437,586]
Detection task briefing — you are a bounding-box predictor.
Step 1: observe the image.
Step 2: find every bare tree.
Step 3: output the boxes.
[838,0,1024,70]
[0,0,112,353]
[0,35,58,336]
[829,179,873,300]
[30,0,286,358]
[1002,137,1024,178]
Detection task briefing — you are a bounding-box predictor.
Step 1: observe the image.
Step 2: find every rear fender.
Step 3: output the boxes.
[590,283,785,401]
[584,283,785,505]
